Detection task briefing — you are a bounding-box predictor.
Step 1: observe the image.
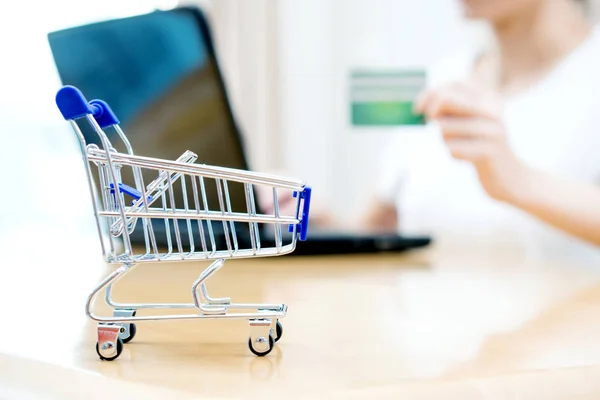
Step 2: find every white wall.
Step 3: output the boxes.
[277,0,482,219]
[187,0,282,173]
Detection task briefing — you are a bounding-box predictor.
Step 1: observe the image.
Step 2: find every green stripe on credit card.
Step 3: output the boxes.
[350,69,426,126]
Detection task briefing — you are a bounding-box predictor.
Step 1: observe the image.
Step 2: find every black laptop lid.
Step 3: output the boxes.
[47,7,251,214]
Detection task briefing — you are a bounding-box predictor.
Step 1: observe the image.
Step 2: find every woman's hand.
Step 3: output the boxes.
[358,198,399,234]
[414,82,530,203]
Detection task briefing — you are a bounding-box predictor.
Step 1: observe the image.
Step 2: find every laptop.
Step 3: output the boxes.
[47,6,431,255]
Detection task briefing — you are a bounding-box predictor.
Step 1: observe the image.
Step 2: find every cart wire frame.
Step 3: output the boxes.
[55,85,312,360]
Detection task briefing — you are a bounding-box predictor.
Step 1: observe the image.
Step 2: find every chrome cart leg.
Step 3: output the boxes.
[192,259,227,315]
[104,266,136,309]
[248,319,275,356]
[96,324,123,361]
[86,264,133,322]
[114,308,137,343]
[200,282,230,305]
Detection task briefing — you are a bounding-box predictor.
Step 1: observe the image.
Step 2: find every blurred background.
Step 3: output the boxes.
[1,0,599,242]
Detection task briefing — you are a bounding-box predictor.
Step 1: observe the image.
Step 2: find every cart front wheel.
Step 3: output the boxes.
[248,333,275,357]
[96,337,124,361]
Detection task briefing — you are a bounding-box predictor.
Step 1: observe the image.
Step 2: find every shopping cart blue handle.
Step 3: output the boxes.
[288,186,312,241]
[89,99,120,128]
[56,85,95,120]
[55,86,120,128]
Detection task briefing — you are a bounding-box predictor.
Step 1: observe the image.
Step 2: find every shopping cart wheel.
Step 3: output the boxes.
[96,337,124,361]
[115,309,137,343]
[120,323,137,344]
[248,333,275,357]
[273,320,283,342]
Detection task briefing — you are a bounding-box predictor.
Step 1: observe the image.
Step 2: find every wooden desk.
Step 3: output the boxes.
[2,226,600,399]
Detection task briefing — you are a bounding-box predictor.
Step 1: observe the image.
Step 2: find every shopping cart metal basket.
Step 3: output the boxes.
[55,85,312,361]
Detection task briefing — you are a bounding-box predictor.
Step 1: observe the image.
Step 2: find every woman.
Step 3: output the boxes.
[260,0,600,259]
[359,0,600,259]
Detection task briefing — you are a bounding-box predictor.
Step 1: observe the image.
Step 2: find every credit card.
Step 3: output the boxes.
[350,69,426,126]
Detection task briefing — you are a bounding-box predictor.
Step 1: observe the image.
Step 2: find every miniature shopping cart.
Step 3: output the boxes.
[55,85,311,361]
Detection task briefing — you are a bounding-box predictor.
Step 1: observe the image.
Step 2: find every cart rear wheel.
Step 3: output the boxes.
[96,337,123,361]
[120,323,137,344]
[274,320,283,342]
[248,333,275,357]
[119,310,137,344]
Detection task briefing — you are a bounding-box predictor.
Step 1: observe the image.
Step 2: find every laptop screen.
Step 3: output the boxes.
[47,7,250,213]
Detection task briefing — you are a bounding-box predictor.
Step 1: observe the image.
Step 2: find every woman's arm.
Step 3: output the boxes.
[415,81,600,246]
[511,166,600,246]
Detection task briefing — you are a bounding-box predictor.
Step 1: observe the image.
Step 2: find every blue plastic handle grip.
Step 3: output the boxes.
[89,99,120,128]
[288,186,312,241]
[55,86,120,128]
[55,85,95,120]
